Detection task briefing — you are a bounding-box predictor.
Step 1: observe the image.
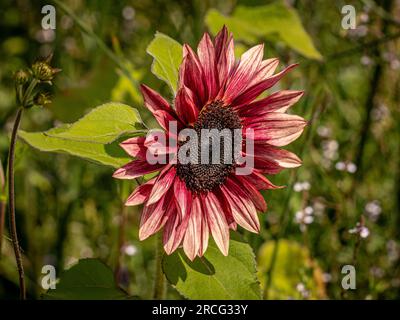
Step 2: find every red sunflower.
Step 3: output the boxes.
[113,26,306,260]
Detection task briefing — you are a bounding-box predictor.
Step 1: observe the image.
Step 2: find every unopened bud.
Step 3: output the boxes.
[14,69,30,85]
[34,92,52,106]
[31,55,61,83]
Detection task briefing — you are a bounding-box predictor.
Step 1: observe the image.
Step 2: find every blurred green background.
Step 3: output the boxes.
[0,0,399,299]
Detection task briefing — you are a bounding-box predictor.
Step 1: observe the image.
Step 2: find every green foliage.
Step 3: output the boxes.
[147,32,183,95]
[19,130,129,168]
[43,103,144,144]
[162,232,261,300]
[18,103,145,167]
[205,2,322,60]
[42,259,130,300]
[257,240,325,299]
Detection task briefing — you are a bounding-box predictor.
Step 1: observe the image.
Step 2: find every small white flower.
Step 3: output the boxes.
[335,161,346,171]
[347,162,357,173]
[349,222,370,239]
[293,181,311,192]
[295,206,314,230]
[361,55,372,66]
[365,200,382,222]
[304,206,314,215]
[293,182,303,192]
[360,226,370,238]
[302,181,311,191]
[317,126,331,138]
[122,244,138,256]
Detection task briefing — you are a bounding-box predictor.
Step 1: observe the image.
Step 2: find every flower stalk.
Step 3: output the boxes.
[7,106,25,300]
[7,55,60,299]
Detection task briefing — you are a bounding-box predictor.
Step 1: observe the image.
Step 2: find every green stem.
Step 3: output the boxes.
[0,159,5,258]
[152,232,166,300]
[7,107,26,300]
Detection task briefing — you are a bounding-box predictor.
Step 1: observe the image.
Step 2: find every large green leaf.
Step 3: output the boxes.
[44,102,144,144]
[42,259,129,300]
[147,32,183,95]
[18,102,146,168]
[19,130,130,168]
[205,2,322,60]
[162,232,261,300]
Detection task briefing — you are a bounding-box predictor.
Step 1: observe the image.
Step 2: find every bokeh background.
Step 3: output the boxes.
[0,0,399,299]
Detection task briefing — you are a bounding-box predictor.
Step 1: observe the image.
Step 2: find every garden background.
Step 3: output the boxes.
[0,0,399,300]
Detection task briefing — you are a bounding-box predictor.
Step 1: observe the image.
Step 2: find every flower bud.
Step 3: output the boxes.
[14,69,30,85]
[31,55,61,83]
[34,92,52,107]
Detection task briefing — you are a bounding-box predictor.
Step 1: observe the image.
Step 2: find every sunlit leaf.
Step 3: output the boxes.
[163,232,261,299]
[42,259,130,300]
[147,32,183,95]
[19,130,130,168]
[18,102,146,167]
[44,102,144,144]
[205,2,322,60]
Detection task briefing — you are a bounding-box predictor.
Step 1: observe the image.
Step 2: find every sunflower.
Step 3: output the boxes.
[113,26,306,260]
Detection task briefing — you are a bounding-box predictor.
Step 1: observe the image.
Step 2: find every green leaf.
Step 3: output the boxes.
[18,102,146,168]
[44,102,144,144]
[205,2,322,60]
[162,232,261,300]
[147,32,183,95]
[257,240,326,299]
[19,130,130,168]
[42,259,130,300]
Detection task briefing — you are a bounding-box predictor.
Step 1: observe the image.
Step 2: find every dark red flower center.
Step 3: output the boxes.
[175,101,242,193]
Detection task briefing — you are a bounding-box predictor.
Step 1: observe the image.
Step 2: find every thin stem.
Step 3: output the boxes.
[7,107,26,300]
[152,232,166,300]
[0,159,5,258]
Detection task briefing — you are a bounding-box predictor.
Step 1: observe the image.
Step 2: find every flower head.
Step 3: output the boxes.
[113,26,306,260]
[31,54,61,83]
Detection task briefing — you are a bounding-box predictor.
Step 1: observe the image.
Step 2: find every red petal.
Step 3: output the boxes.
[139,192,172,240]
[223,44,264,104]
[197,33,218,101]
[179,45,207,106]
[183,196,203,261]
[231,175,267,212]
[153,109,183,132]
[140,84,183,130]
[252,145,302,168]
[204,192,229,256]
[214,26,235,86]
[246,170,282,190]
[244,113,307,147]
[140,84,170,113]
[232,64,298,107]
[119,136,147,159]
[248,58,279,87]
[146,166,176,205]
[125,178,156,206]
[113,159,165,179]
[175,86,199,125]
[174,178,192,220]
[163,204,190,255]
[220,180,260,233]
